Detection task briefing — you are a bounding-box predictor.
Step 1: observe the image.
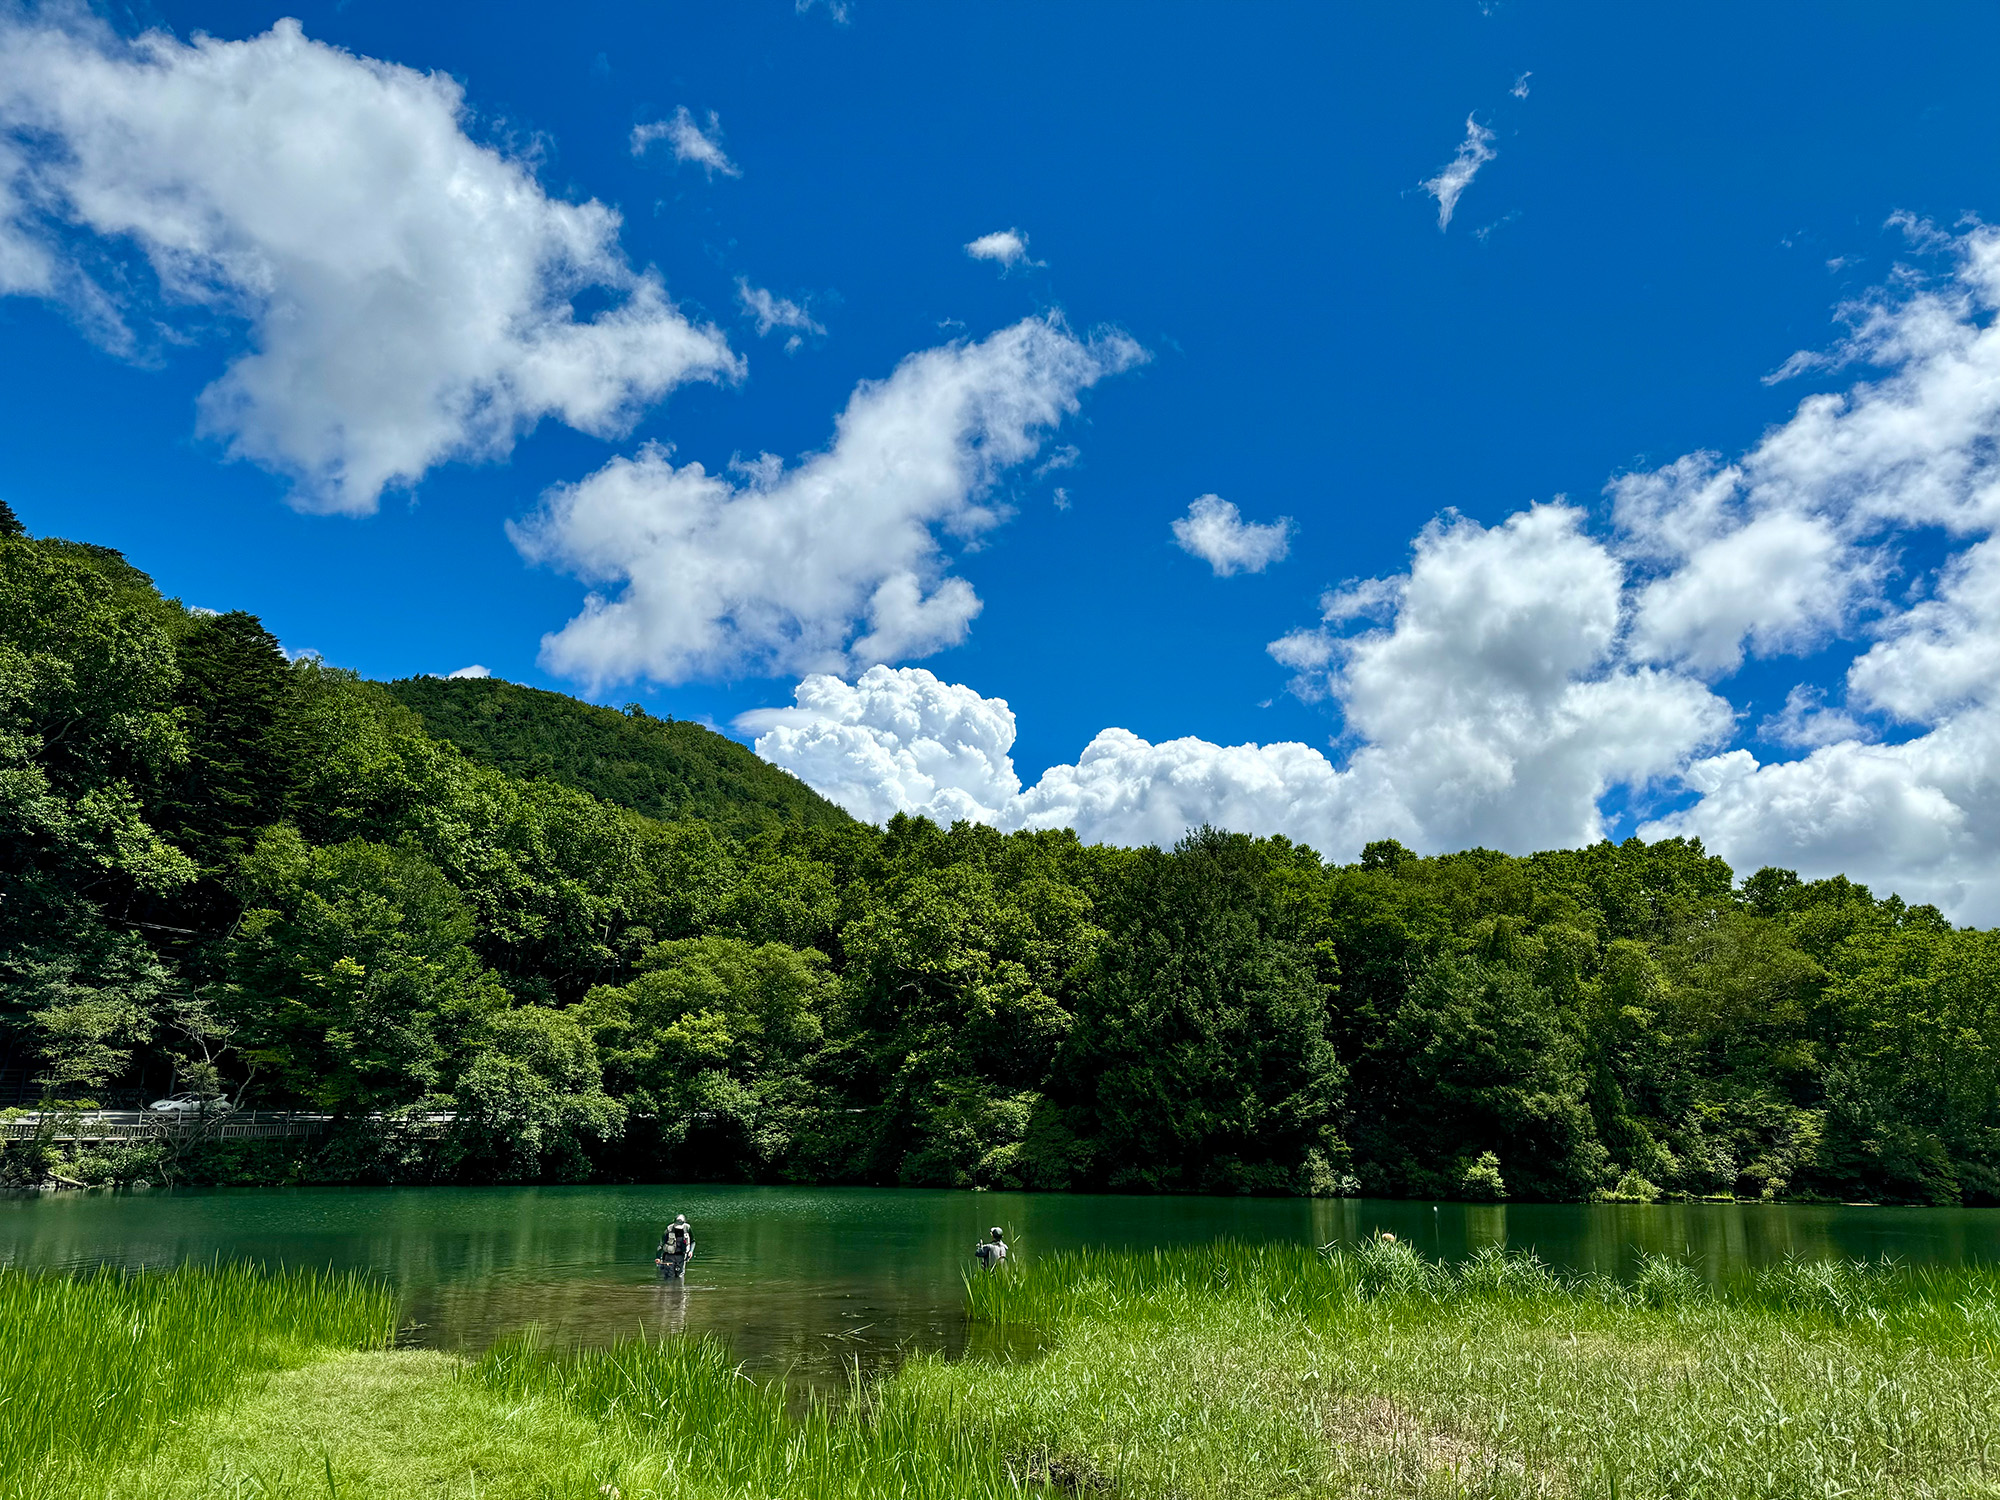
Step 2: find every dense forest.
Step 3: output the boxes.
[4,509,1996,1204]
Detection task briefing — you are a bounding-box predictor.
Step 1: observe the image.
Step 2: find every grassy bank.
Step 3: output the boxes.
[957,1239,2000,1496]
[0,1263,396,1498]
[15,1244,2000,1498]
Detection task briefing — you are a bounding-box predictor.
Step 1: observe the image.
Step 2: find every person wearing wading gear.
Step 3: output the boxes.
[656,1214,694,1279]
[972,1227,1007,1271]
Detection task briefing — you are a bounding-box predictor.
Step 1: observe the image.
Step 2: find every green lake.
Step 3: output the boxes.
[4,1186,1997,1385]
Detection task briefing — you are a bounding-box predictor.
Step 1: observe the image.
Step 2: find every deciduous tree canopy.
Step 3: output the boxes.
[3,524,1996,1205]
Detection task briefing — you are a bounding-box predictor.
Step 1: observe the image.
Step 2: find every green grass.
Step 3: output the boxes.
[100,1350,671,1500]
[22,1244,2000,1498]
[0,1263,396,1499]
[465,1330,1027,1500]
[953,1238,2000,1497]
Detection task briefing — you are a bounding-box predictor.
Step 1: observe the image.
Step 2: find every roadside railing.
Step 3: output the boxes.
[0,1111,334,1144]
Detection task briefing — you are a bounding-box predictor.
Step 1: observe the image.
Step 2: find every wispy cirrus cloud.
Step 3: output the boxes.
[1421,114,1497,231]
[631,106,740,178]
[736,278,825,352]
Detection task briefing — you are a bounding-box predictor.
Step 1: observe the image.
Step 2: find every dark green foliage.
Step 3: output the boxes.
[223,828,507,1111]
[150,611,305,913]
[6,527,2000,1203]
[381,674,850,835]
[0,499,22,540]
[1055,828,1348,1194]
[1359,954,1605,1200]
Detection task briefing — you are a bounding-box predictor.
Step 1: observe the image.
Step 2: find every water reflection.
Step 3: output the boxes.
[3,1184,1997,1387]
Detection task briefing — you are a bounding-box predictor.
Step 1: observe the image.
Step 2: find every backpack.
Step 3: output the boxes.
[667,1225,690,1253]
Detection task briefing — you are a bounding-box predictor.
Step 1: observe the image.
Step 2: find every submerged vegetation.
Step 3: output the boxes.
[5,514,2000,1202]
[11,1246,2000,1498]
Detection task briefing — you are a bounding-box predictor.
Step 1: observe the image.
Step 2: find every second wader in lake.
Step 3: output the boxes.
[656,1214,695,1279]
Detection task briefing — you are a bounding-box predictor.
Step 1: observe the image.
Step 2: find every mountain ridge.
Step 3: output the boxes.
[380,674,852,836]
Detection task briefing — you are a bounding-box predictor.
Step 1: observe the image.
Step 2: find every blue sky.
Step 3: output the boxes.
[9,2,2000,915]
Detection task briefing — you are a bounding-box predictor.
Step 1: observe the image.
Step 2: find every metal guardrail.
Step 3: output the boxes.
[0,1111,333,1144]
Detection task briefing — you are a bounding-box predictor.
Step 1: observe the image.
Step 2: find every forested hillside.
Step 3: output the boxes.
[3,511,1996,1204]
[381,675,850,835]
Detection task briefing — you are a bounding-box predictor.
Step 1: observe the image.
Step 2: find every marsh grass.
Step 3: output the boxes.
[0,1262,396,1498]
[20,1243,2000,1499]
[470,1331,1030,1499]
[955,1238,2000,1497]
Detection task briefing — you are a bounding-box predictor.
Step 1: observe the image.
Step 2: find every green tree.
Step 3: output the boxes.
[442,1006,625,1183]
[584,936,828,1177]
[151,611,304,885]
[1816,923,2000,1203]
[1055,827,1347,1194]
[0,538,194,1089]
[221,829,506,1112]
[1362,953,1608,1201]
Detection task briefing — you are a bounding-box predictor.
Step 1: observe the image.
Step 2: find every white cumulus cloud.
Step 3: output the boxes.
[1271,505,1732,852]
[739,666,1020,825]
[751,506,1730,858]
[444,664,491,680]
[1421,115,1496,231]
[1170,494,1293,575]
[0,14,740,516]
[631,106,741,178]
[964,228,1038,269]
[513,315,1144,688]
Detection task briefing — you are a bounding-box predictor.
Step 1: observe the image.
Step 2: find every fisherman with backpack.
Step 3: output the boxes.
[972,1226,1007,1271]
[656,1214,695,1278]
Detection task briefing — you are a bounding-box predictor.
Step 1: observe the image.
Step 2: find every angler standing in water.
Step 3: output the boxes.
[656,1214,695,1279]
[972,1226,1008,1271]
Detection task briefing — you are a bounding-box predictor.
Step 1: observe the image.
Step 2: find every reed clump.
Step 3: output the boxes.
[0,1262,396,1497]
[471,1331,1022,1500]
[970,1234,2000,1343]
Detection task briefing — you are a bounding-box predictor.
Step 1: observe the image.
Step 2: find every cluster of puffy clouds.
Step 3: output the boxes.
[752,224,2000,922]
[15,11,2000,922]
[0,13,740,514]
[751,504,1730,862]
[0,11,1154,745]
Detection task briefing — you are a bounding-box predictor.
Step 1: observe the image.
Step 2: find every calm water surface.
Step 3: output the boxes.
[4,1186,1998,1384]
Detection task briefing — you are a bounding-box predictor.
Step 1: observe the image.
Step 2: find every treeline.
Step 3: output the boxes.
[3,514,1996,1204]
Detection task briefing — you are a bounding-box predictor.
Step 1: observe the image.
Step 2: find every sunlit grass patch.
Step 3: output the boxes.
[0,1262,395,1499]
[101,1350,670,1500]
